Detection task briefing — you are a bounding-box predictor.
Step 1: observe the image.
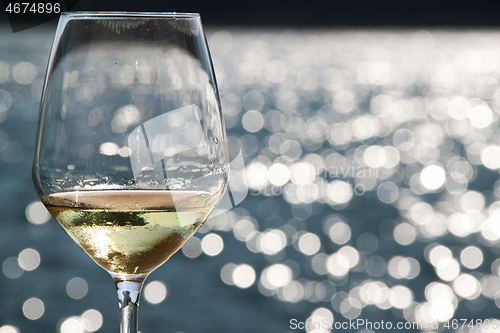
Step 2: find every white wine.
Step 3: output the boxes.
[42,190,216,276]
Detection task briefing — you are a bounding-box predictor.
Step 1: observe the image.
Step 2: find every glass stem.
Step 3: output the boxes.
[115,280,144,333]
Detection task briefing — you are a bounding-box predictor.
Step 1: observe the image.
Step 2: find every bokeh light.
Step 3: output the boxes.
[13,61,37,85]
[297,232,321,255]
[18,248,40,271]
[25,201,51,225]
[393,223,416,245]
[387,256,420,279]
[220,263,237,285]
[0,326,20,333]
[357,233,378,254]
[453,274,481,300]
[260,264,293,289]
[460,246,483,269]
[420,165,446,191]
[201,233,224,256]
[3,256,23,279]
[81,309,103,332]
[259,229,286,255]
[144,281,168,304]
[182,236,203,258]
[389,285,413,309]
[232,264,256,288]
[242,110,264,132]
[59,317,83,333]
[22,297,44,320]
[66,277,88,300]
[325,218,351,245]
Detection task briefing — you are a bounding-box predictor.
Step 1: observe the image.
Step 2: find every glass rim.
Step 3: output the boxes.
[61,11,201,19]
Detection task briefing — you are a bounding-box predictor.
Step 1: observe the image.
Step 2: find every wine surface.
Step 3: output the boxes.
[43,190,215,276]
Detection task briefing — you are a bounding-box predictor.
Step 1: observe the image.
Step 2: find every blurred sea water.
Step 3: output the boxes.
[3,24,500,332]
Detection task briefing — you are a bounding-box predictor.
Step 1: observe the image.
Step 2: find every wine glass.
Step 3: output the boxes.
[32,12,228,333]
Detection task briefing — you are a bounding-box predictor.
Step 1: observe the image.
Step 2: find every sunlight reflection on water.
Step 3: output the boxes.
[4,27,500,332]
